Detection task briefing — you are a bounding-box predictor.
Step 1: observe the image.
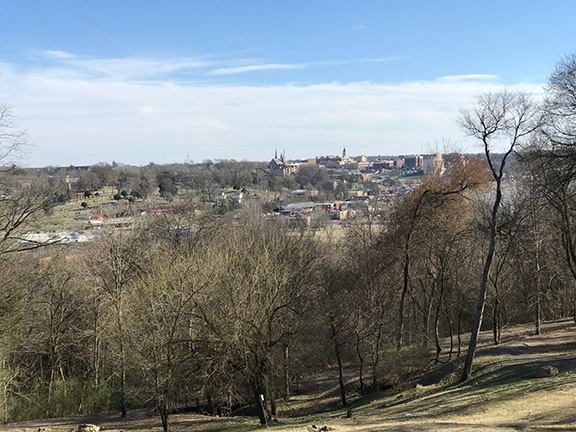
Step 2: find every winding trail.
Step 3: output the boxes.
[495,333,576,362]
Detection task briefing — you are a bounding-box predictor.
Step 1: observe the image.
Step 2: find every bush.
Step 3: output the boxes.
[8,378,116,421]
[81,202,88,208]
[376,345,433,388]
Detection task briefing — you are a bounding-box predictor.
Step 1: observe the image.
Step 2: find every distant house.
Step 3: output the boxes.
[347,190,366,198]
[278,201,316,216]
[213,192,227,204]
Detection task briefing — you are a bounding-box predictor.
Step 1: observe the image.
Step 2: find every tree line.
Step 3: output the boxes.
[40,158,360,203]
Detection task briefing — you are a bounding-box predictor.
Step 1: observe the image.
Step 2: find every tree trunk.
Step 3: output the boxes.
[253,386,269,425]
[461,182,502,381]
[492,298,501,345]
[446,309,454,361]
[119,336,127,417]
[356,337,364,395]
[331,322,347,407]
[206,389,214,414]
[370,328,382,392]
[159,398,170,432]
[335,343,347,407]
[434,278,445,364]
[457,310,462,357]
[397,257,409,349]
[424,278,438,348]
[283,343,290,401]
[535,293,541,335]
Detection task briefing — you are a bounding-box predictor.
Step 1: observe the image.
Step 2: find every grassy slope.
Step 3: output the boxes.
[5,326,576,432]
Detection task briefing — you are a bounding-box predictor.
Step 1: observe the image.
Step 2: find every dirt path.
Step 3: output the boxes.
[494,325,576,361]
[1,409,152,431]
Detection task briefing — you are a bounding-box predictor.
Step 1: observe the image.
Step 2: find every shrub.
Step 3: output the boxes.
[8,378,116,422]
[376,345,433,388]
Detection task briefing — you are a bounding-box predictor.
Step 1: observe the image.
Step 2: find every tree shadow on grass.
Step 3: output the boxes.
[370,357,576,422]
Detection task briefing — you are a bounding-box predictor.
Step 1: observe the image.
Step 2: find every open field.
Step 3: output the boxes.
[4,322,576,432]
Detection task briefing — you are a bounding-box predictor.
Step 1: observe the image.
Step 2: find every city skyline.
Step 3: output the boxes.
[1,1,575,167]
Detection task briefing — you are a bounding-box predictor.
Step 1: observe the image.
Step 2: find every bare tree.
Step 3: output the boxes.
[392,154,490,349]
[521,55,576,320]
[89,231,145,417]
[127,249,212,432]
[0,104,27,165]
[459,91,543,381]
[0,104,57,253]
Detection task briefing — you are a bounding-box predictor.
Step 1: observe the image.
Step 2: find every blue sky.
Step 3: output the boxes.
[1,1,575,166]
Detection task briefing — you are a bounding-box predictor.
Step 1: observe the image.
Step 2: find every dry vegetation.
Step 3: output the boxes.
[3,324,576,432]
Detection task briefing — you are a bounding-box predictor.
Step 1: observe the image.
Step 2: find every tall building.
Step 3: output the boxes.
[404,155,424,168]
[423,153,445,176]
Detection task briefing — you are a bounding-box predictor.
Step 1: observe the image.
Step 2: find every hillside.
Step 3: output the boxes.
[4,321,576,432]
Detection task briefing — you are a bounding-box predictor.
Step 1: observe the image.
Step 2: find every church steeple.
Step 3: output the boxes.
[275,148,278,159]
[342,147,348,158]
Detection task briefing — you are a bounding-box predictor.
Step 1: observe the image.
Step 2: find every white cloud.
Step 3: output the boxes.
[208,57,404,76]
[438,74,499,83]
[42,50,77,60]
[208,63,305,75]
[68,58,214,80]
[0,58,546,166]
[36,52,215,80]
[347,25,367,31]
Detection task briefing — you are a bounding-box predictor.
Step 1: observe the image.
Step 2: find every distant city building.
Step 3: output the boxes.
[316,155,341,168]
[268,157,299,176]
[373,160,394,170]
[268,149,299,176]
[316,147,356,168]
[339,147,355,166]
[269,147,381,176]
[404,155,424,168]
[356,155,371,170]
[423,153,446,176]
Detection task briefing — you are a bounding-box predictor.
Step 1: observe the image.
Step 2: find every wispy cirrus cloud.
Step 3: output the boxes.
[38,50,215,80]
[207,57,403,76]
[208,63,305,76]
[312,57,405,67]
[35,50,406,80]
[347,25,367,31]
[438,74,499,83]
[42,50,77,60]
